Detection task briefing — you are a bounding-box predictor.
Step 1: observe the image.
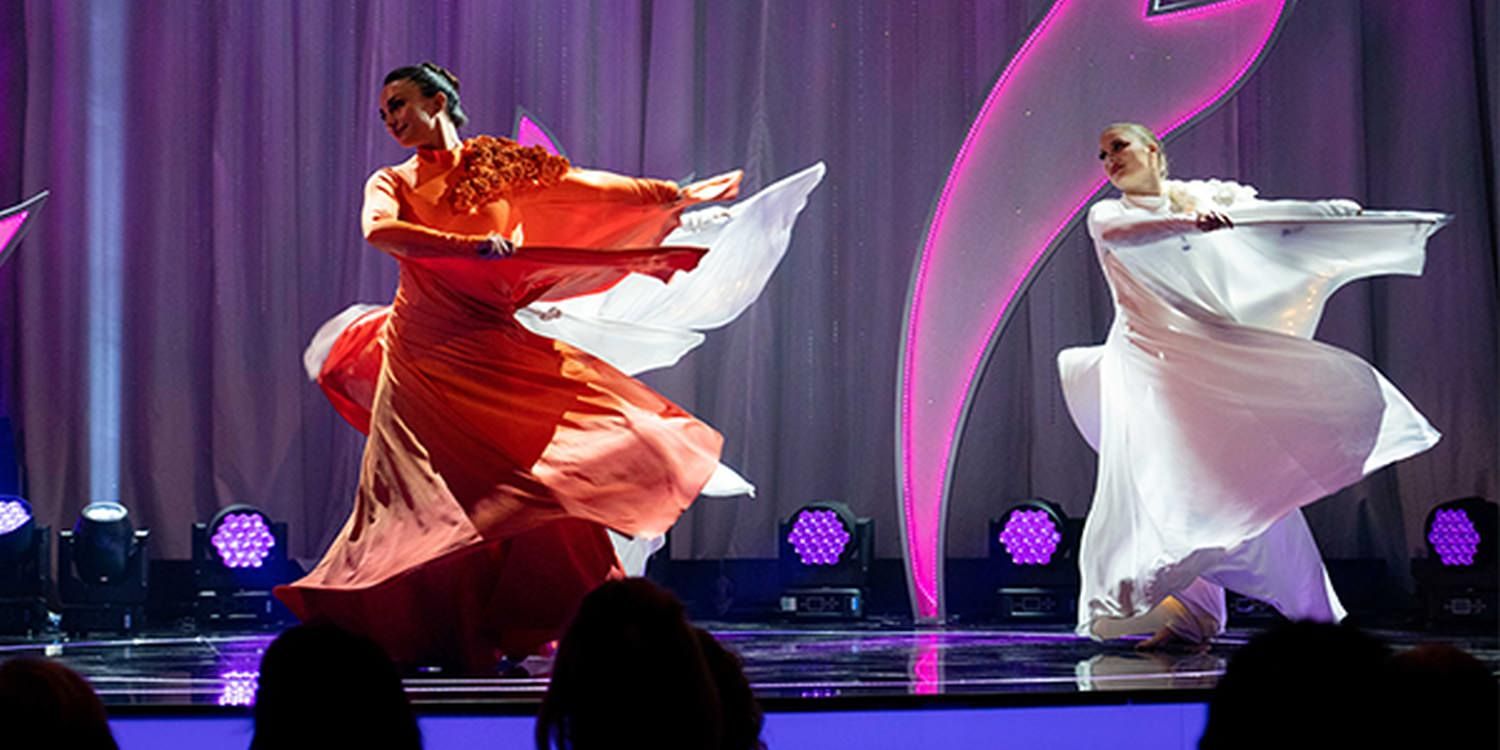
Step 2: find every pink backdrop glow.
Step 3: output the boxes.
[898,0,1288,620]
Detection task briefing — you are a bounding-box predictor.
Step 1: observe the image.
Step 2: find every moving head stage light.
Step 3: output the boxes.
[59,502,150,634]
[0,496,50,634]
[1414,497,1498,627]
[778,501,873,619]
[192,504,299,626]
[989,499,1080,622]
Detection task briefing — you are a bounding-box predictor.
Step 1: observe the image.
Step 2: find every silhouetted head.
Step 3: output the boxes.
[0,657,119,750]
[1199,621,1394,750]
[1385,643,1499,748]
[694,627,765,750]
[537,579,722,750]
[251,622,422,750]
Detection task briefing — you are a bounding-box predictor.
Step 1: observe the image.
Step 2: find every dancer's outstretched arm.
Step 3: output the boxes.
[1229,197,1362,222]
[536,169,684,205]
[1088,200,1233,247]
[361,170,505,259]
[526,168,741,207]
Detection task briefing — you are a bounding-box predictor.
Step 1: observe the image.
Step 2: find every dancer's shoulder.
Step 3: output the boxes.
[1085,198,1128,243]
[367,158,419,188]
[1086,197,1126,222]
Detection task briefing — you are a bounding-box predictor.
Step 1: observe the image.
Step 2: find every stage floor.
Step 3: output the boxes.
[1,622,1494,711]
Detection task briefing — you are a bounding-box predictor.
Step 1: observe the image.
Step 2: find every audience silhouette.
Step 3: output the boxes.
[0,656,120,750]
[251,621,423,750]
[537,578,765,750]
[1198,621,1499,750]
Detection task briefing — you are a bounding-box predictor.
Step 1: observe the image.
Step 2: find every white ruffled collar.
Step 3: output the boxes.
[1121,191,1169,212]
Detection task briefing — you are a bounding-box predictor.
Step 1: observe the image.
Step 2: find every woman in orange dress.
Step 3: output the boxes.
[275,63,743,671]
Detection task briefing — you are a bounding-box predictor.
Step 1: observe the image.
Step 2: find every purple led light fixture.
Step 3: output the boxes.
[218,670,259,707]
[1428,509,1481,567]
[787,509,853,566]
[896,0,1291,621]
[0,498,31,535]
[210,512,276,569]
[998,510,1063,565]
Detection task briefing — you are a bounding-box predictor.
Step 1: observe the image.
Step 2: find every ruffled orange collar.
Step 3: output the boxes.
[442,135,572,213]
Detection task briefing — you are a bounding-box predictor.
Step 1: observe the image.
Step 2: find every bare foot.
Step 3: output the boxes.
[1136,627,1209,653]
[1136,627,1176,651]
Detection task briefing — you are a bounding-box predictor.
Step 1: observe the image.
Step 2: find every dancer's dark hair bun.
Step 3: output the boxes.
[419,62,461,93]
[383,63,469,128]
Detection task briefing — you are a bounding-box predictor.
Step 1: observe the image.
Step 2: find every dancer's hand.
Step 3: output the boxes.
[678,207,732,234]
[679,170,743,203]
[476,234,515,259]
[1325,199,1363,216]
[1195,210,1233,232]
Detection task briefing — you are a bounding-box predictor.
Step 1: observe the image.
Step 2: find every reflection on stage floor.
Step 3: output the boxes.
[2,622,1494,711]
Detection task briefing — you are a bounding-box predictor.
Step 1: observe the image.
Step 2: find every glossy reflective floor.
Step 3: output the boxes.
[1,622,1494,711]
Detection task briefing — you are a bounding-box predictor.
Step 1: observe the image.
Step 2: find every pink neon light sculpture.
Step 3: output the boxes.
[0,191,49,267]
[911,634,941,695]
[515,108,564,156]
[0,213,25,257]
[897,0,1289,620]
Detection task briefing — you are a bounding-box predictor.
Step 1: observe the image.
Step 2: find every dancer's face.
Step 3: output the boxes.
[378,80,447,150]
[1099,129,1163,195]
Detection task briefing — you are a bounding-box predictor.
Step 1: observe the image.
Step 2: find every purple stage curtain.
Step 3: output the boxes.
[0,1,1494,601]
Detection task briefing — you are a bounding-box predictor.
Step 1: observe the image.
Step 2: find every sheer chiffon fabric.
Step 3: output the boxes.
[1059,180,1447,640]
[279,143,733,668]
[284,151,822,666]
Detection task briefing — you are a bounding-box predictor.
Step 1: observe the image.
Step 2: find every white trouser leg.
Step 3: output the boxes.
[1202,511,1346,623]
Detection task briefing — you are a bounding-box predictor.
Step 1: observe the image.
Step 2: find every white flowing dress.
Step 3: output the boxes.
[1058,179,1447,639]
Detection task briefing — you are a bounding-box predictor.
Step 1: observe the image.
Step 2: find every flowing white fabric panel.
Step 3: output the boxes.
[511,307,705,376]
[1059,181,1447,636]
[517,161,827,361]
[302,303,384,380]
[607,530,667,578]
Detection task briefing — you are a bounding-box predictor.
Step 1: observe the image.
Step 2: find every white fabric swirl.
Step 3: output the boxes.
[1059,180,1447,637]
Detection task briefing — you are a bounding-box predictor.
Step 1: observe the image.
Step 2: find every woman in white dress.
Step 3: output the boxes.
[1060,122,1447,646]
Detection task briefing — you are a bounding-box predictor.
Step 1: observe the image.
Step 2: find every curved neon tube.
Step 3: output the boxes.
[897,0,1291,621]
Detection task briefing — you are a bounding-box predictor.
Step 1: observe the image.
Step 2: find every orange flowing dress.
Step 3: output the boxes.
[275,139,741,670]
